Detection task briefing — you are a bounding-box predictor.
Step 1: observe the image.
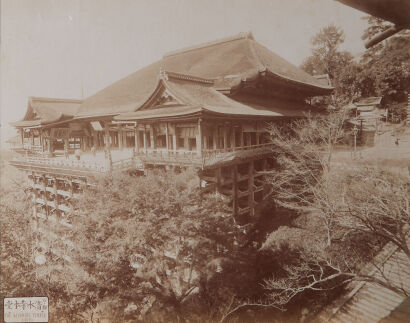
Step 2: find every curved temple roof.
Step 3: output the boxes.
[10,97,82,128]
[78,32,332,118]
[115,71,313,121]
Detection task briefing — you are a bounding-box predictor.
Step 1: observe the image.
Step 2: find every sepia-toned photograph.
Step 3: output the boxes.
[1,0,409,322]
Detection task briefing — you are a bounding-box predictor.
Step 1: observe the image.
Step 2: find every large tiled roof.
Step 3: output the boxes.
[78,32,332,118]
[10,97,82,128]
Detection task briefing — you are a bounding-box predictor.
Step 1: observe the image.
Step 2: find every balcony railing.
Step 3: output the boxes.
[10,143,274,173]
[135,149,203,166]
[202,143,273,157]
[10,154,142,175]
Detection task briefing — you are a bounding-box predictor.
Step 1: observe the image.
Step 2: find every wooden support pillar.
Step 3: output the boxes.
[149,125,155,149]
[64,137,69,157]
[223,127,228,150]
[118,125,123,150]
[203,133,208,150]
[47,139,53,154]
[230,126,236,150]
[53,177,58,214]
[240,126,244,147]
[32,173,38,218]
[246,132,251,146]
[248,160,255,217]
[196,118,202,157]
[39,131,43,148]
[256,132,260,145]
[93,131,98,149]
[213,126,218,149]
[83,136,89,151]
[42,175,48,216]
[165,122,170,155]
[134,124,140,153]
[172,124,177,153]
[232,164,238,216]
[143,125,148,154]
[123,128,127,149]
[19,129,24,146]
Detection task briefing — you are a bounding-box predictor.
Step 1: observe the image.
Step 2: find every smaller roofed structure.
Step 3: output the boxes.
[10,97,82,128]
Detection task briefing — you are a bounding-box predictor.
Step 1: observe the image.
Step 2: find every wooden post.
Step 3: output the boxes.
[240,126,244,147]
[42,175,48,217]
[223,126,228,150]
[64,137,69,158]
[172,124,177,153]
[143,125,148,154]
[20,129,24,146]
[230,126,236,150]
[118,125,123,150]
[123,128,127,149]
[248,160,255,217]
[150,125,155,149]
[39,130,43,148]
[53,177,58,214]
[134,123,140,153]
[203,133,208,150]
[213,126,218,150]
[104,123,110,149]
[165,122,170,155]
[196,118,202,157]
[232,164,238,216]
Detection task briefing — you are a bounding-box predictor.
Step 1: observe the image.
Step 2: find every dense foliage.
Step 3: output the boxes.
[301,18,410,112]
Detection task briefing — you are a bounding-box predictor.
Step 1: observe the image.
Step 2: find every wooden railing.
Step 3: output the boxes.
[10,143,274,172]
[202,143,273,157]
[12,156,110,172]
[135,149,202,166]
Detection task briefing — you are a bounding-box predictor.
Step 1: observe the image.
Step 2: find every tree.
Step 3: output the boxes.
[267,111,349,246]
[34,169,251,322]
[301,24,358,104]
[301,25,347,80]
[0,159,42,299]
[263,167,409,308]
[357,16,410,104]
[262,115,410,309]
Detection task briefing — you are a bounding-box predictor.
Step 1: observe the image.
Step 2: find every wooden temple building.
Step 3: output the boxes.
[10,33,332,262]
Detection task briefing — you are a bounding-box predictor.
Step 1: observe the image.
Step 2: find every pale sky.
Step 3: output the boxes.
[0,0,369,143]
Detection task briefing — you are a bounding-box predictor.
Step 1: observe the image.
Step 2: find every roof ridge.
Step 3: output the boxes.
[160,69,214,84]
[163,32,254,58]
[29,96,83,103]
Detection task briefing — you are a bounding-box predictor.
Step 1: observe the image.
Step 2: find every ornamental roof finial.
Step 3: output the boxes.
[159,67,168,80]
